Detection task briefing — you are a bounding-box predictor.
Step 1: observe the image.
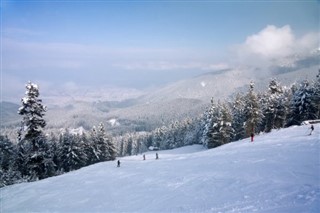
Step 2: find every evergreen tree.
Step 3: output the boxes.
[231,93,246,141]
[15,136,55,181]
[90,123,116,162]
[262,79,285,132]
[206,102,234,149]
[97,123,116,161]
[243,82,263,136]
[201,98,216,148]
[16,82,54,181]
[125,137,133,156]
[152,126,166,149]
[273,87,289,129]
[15,139,31,178]
[183,118,199,146]
[287,80,318,125]
[58,131,86,172]
[0,135,21,187]
[47,133,60,173]
[166,123,177,149]
[312,69,320,118]
[115,136,125,157]
[18,82,47,148]
[0,135,15,171]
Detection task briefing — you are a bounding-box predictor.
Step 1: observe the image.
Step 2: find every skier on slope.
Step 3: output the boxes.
[156,153,159,160]
[250,132,254,142]
[117,160,121,167]
[310,125,314,135]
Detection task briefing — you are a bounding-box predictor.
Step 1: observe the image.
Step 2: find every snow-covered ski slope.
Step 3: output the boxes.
[1,124,319,213]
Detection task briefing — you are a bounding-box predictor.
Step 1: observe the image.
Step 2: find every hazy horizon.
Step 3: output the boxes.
[1,1,319,101]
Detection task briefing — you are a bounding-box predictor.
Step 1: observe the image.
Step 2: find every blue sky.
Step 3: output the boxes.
[1,0,319,99]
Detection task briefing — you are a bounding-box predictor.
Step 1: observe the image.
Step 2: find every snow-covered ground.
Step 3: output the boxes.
[1,124,319,213]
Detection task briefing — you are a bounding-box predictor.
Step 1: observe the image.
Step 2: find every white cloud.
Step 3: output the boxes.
[232,25,319,67]
[244,25,294,58]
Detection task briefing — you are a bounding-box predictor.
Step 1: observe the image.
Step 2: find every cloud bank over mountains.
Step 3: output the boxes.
[2,25,318,101]
[232,25,318,69]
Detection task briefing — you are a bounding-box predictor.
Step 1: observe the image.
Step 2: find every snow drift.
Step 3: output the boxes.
[1,124,319,213]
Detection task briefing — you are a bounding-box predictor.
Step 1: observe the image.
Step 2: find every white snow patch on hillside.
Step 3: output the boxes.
[201,81,206,87]
[69,126,85,135]
[1,125,320,213]
[109,118,120,127]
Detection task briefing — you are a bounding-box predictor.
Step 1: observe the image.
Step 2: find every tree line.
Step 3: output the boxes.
[115,71,319,152]
[1,71,319,187]
[0,82,117,187]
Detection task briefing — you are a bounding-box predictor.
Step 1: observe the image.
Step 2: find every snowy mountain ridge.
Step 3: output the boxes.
[2,124,319,213]
[1,66,318,135]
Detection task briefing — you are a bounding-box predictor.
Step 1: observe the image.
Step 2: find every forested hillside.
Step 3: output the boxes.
[1,70,319,187]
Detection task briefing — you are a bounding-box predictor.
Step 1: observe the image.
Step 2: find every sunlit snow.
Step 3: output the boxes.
[1,124,319,213]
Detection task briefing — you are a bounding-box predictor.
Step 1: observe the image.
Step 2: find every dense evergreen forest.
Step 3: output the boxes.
[1,70,319,187]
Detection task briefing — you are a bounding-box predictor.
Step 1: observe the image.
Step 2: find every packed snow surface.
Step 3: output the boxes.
[1,125,320,213]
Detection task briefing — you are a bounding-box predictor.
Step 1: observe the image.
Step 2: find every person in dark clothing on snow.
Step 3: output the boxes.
[117,160,120,167]
[156,153,159,160]
[310,125,314,135]
[251,133,254,142]
[143,154,146,160]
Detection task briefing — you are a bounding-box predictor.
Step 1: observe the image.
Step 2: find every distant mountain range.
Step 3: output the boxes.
[1,64,318,136]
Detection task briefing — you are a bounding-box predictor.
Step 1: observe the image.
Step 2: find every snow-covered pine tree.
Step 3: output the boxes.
[119,136,129,156]
[18,82,46,147]
[47,133,60,173]
[17,82,54,181]
[243,81,263,136]
[115,135,125,157]
[137,133,150,154]
[15,138,30,179]
[58,130,86,173]
[90,123,116,162]
[0,135,15,172]
[130,133,139,155]
[273,87,289,129]
[188,116,204,145]
[220,103,234,143]
[16,135,55,181]
[104,128,117,161]
[152,126,165,149]
[0,135,21,187]
[287,80,318,125]
[182,118,199,146]
[172,122,184,148]
[97,123,111,160]
[262,79,285,132]
[125,137,133,156]
[312,69,320,118]
[231,93,246,141]
[206,101,234,149]
[166,122,178,149]
[81,132,99,164]
[201,98,216,148]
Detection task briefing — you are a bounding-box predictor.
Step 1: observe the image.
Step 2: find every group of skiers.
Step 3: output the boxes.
[116,125,315,167]
[117,153,159,167]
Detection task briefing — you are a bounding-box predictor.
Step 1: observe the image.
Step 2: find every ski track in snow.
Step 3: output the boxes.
[1,124,320,213]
